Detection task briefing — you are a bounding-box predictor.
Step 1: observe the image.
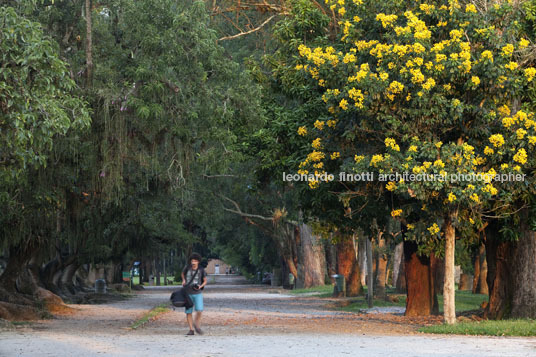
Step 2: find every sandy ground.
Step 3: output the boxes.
[0,285,535,357]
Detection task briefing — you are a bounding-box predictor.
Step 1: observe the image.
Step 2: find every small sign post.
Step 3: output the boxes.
[122,271,132,290]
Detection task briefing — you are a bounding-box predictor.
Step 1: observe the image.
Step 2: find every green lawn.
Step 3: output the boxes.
[420,319,536,336]
[292,286,488,313]
[131,276,179,286]
[290,285,334,297]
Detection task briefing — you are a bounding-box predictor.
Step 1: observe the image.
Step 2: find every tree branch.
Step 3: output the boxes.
[218,15,276,41]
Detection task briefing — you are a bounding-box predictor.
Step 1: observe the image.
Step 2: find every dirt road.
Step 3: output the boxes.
[1,285,535,356]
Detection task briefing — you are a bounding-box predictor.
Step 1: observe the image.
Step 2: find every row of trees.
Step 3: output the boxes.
[1,0,535,325]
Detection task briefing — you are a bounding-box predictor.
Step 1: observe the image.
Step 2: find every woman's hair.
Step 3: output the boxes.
[189,252,202,263]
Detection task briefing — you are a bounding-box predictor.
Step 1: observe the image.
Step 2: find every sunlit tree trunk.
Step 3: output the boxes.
[443,210,458,324]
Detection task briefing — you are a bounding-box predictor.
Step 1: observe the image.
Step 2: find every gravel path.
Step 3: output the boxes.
[0,285,535,356]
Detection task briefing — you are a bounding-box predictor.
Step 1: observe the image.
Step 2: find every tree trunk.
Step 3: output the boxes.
[510,215,536,318]
[366,237,373,307]
[336,235,361,297]
[404,240,438,316]
[484,223,514,320]
[0,245,40,307]
[85,0,93,86]
[156,257,161,286]
[443,210,457,324]
[459,272,473,291]
[472,244,481,294]
[374,231,388,299]
[60,262,80,295]
[358,236,367,286]
[297,224,326,288]
[478,251,488,295]
[472,243,488,295]
[325,239,337,285]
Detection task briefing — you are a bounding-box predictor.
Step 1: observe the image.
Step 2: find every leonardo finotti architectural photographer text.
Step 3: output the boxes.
[282,171,526,183]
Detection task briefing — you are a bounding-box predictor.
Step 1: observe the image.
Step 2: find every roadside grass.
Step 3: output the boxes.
[132,276,177,286]
[438,290,487,313]
[420,319,536,336]
[290,285,334,298]
[292,286,487,313]
[130,303,170,330]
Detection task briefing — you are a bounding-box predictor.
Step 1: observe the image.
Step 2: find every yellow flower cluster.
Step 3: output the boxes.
[482,183,498,195]
[501,44,514,57]
[348,88,365,108]
[470,193,480,203]
[484,146,494,155]
[330,152,341,160]
[308,179,319,189]
[314,120,325,130]
[513,148,527,164]
[489,134,505,147]
[298,44,339,67]
[481,50,493,62]
[422,78,436,90]
[391,209,403,217]
[471,76,480,86]
[298,126,307,136]
[386,181,396,191]
[348,63,370,82]
[405,11,431,40]
[410,68,425,84]
[370,154,384,167]
[307,151,325,162]
[385,137,400,151]
[433,159,445,168]
[525,67,536,82]
[428,223,440,235]
[519,38,530,49]
[327,119,337,128]
[376,13,398,28]
[408,145,417,152]
[339,98,349,110]
[516,128,527,140]
[448,192,457,202]
[354,155,364,162]
[312,138,322,149]
[419,3,435,14]
[505,61,518,71]
[465,4,477,13]
[386,81,404,101]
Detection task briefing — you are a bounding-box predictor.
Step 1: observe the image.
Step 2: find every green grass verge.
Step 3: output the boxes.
[289,285,334,297]
[419,319,536,336]
[292,286,488,313]
[438,290,488,313]
[132,276,178,286]
[130,303,170,329]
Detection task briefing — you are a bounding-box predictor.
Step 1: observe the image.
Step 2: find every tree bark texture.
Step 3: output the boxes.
[297,224,326,288]
[443,210,457,324]
[404,240,438,316]
[374,232,388,299]
[336,235,361,297]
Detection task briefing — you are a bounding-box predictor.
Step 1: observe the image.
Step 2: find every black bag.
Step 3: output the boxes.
[169,268,199,308]
[170,288,193,308]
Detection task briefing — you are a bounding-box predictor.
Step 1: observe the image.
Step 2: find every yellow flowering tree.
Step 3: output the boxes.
[295,0,536,324]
